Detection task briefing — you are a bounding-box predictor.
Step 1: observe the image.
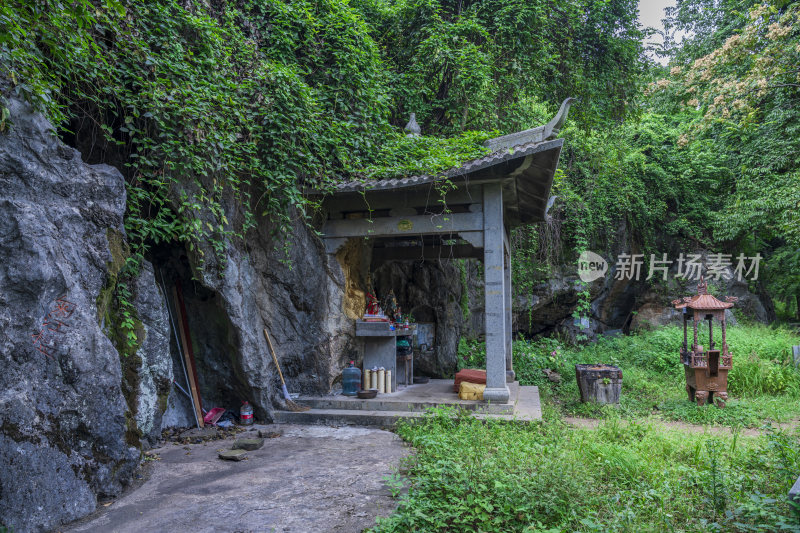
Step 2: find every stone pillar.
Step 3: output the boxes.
[482,183,510,403]
[693,314,698,349]
[504,239,514,382]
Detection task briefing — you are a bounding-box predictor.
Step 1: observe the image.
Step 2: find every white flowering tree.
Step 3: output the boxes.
[654,1,800,318]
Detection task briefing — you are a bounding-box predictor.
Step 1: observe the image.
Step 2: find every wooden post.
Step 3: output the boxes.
[708,316,713,349]
[482,183,509,403]
[173,284,204,427]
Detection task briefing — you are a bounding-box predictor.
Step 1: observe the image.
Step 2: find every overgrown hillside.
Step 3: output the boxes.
[0,0,639,264]
[1,0,798,316]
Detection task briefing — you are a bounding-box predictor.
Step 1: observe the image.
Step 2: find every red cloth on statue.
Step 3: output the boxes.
[453,369,487,392]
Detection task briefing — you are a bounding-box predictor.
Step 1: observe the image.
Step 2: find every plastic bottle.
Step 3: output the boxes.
[342,360,362,396]
[240,401,254,426]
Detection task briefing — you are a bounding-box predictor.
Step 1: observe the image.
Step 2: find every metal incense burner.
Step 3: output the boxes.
[672,278,738,408]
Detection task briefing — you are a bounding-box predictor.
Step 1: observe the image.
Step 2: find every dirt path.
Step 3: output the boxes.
[563,416,799,437]
[64,424,407,533]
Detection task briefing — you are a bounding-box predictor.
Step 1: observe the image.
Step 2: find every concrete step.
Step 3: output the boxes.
[293,380,519,415]
[294,396,514,414]
[273,386,541,427]
[272,406,537,427]
[273,408,426,427]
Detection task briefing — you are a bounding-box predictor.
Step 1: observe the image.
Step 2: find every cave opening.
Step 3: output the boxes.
[150,245,248,425]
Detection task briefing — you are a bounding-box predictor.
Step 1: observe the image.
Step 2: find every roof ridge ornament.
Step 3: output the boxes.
[543,97,577,139]
[404,113,421,137]
[697,276,708,295]
[483,97,577,153]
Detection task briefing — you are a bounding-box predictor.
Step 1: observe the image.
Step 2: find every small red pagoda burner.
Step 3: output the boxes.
[672,278,738,408]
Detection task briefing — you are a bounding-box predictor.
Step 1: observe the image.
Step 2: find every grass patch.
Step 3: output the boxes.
[458,323,800,427]
[372,410,800,532]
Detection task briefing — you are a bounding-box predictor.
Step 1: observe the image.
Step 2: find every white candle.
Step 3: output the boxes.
[377,369,385,393]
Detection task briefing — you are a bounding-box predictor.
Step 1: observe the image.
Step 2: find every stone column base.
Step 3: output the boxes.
[506,370,516,383]
[483,386,510,403]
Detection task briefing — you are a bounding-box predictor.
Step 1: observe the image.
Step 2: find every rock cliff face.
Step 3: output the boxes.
[0,96,138,531]
[372,259,465,377]
[154,214,359,422]
[130,262,173,445]
[0,93,358,531]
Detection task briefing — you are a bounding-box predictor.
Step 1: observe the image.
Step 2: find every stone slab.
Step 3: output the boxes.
[790,475,800,504]
[296,379,517,414]
[218,449,248,461]
[232,438,265,451]
[355,320,398,337]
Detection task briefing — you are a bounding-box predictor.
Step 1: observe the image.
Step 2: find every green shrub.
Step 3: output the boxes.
[372,411,800,532]
[461,324,800,426]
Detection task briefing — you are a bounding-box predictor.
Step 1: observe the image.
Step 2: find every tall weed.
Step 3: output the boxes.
[372,413,800,532]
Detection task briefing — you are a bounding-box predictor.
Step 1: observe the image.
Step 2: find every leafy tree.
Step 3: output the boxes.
[654,1,800,318]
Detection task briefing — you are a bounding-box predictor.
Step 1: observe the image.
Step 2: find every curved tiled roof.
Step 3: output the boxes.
[673,293,735,310]
[672,279,737,310]
[331,138,563,194]
[315,98,576,227]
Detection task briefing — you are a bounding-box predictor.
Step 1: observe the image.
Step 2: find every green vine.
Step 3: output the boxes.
[568,198,592,342]
[0,0,502,278]
[458,259,469,320]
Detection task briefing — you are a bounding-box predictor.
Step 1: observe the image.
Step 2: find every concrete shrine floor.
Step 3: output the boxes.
[275,379,542,426]
[65,424,407,533]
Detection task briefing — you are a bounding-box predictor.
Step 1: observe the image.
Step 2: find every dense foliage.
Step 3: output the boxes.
[1,0,797,315]
[661,0,800,319]
[460,323,800,427]
[0,0,644,270]
[508,0,800,323]
[355,0,644,132]
[2,2,799,531]
[372,410,800,532]
[1,0,398,269]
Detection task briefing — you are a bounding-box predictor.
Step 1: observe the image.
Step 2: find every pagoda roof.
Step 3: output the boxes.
[314,98,576,227]
[672,278,737,311]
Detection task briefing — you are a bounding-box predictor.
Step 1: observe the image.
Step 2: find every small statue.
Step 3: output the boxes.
[404,113,421,137]
[383,290,398,321]
[366,292,380,316]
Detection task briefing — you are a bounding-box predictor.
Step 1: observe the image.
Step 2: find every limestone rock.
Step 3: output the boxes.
[132,261,173,444]
[151,210,360,424]
[372,259,465,378]
[542,368,562,384]
[0,94,137,531]
[219,449,248,461]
